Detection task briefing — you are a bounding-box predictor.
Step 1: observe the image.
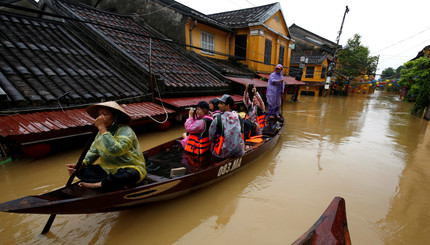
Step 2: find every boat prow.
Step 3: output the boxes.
[292,196,351,245]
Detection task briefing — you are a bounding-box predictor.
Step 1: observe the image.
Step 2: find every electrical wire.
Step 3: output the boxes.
[371,27,430,54]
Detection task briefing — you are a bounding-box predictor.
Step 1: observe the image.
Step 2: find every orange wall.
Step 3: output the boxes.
[184,11,293,74]
[185,19,231,60]
[236,10,292,74]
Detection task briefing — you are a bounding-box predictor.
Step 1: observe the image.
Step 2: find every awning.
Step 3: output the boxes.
[157,94,243,109]
[0,102,175,144]
[226,77,268,88]
[304,82,326,86]
[257,74,306,85]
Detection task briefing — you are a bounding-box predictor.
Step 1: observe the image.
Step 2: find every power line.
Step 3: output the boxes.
[377,38,430,65]
[371,27,430,54]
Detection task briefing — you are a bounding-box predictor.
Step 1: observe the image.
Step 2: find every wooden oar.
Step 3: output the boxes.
[41,130,98,234]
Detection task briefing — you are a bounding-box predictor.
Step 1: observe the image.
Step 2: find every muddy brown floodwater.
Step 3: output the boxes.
[0,91,429,245]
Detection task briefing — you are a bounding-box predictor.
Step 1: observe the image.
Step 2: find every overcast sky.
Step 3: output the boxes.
[176,0,430,75]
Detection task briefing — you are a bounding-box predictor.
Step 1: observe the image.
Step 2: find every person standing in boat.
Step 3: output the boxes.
[266,64,285,119]
[181,101,213,155]
[209,98,221,117]
[66,101,146,191]
[209,94,245,159]
[244,83,266,135]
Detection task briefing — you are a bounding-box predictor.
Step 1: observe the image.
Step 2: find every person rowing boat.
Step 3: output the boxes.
[66,101,146,191]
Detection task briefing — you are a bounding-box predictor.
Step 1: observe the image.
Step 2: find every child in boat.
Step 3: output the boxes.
[209,98,221,117]
[66,101,146,191]
[181,101,213,155]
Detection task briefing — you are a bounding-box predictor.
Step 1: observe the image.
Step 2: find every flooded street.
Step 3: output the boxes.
[0,91,429,244]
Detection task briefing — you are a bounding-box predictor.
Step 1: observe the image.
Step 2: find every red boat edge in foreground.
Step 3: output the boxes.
[291,196,352,245]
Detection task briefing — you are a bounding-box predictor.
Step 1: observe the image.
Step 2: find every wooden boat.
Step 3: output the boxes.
[291,196,352,245]
[0,118,283,215]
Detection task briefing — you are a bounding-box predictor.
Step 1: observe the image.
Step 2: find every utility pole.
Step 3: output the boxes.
[325,5,350,96]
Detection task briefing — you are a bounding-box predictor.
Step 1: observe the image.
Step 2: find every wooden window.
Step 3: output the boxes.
[201,31,214,55]
[305,66,315,78]
[264,39,272,64]
[321,67,327,79]
[278,45,285,65]
[235,35,247,60]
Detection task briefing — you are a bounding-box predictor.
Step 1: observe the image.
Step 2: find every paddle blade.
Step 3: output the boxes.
[41,214,56,234]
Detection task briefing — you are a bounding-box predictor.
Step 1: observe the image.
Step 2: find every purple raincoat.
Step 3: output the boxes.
[266,64,284,117]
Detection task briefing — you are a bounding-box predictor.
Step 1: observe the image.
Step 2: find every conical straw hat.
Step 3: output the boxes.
[86,101,131,123]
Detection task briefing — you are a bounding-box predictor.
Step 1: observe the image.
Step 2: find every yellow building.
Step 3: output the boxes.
[290,55,329,97]
[288,24,340,97]
[208,3,293,74]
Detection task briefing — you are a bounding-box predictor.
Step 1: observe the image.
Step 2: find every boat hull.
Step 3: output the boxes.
[0,119,283,214]
[292,196,352,245]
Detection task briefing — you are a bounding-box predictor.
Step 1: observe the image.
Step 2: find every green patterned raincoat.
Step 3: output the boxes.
[83,125,146,183]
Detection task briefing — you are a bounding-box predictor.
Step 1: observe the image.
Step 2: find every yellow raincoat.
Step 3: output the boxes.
[83,125,146,183]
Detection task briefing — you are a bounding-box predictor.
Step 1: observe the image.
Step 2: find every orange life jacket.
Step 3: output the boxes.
[184,152,211,172]
[185,118,212,155]
[245,106,266,129]
[257,114,267,128]
[245,135,264,143]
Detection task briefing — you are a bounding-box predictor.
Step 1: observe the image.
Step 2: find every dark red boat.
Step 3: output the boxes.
[0,119,284,215]
[292,196,352,245]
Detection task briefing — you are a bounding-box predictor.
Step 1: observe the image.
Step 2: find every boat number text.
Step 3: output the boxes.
[217,158,242,177]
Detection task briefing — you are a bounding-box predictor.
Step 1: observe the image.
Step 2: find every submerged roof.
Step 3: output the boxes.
[0,10,147,112]
[0,101,175,144]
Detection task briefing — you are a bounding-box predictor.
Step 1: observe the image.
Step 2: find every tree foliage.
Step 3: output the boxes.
[399,57,430,116]
[381,67,395,79]
[337,34,378,78]
[381,66,405,80]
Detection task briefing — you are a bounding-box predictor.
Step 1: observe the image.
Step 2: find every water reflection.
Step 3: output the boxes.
[377,120,430,245]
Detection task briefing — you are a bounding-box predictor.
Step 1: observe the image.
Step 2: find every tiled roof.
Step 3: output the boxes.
[55,0,230,96]
[289,24,338,53]
[203,57,256,77]
[411,45,430,60]
[0,101,175,144]
[290,55,328,65]
[0,10,147,112]
[153,0,233,32]
[208,3,280,28]
[188,52,256,77]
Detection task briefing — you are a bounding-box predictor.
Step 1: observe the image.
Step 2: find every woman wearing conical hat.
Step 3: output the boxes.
[66,101,146,191]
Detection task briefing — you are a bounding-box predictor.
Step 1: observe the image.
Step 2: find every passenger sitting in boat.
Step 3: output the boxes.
[244,83,266,135]
[209,98,221,117]
[181,101,213,155]
[209,94,245,159]
[66,101,146,191]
